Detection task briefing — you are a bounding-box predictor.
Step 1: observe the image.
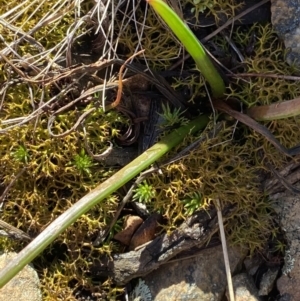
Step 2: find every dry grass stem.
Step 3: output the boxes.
[216,199,235,301]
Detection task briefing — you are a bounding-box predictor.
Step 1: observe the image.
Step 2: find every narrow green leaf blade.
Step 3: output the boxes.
[147,0,225,98]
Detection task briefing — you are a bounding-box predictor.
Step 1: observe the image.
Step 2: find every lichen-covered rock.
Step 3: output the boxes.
[0,252,42,301]
[271,0,300,65]
[270,187,300,301]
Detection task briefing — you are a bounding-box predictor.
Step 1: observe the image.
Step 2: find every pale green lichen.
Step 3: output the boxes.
[129,279,152,301]
[282,249,295,275]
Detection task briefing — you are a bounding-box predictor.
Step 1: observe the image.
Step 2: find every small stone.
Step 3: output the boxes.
[114,215,143,246]
[258,268,279,296]
[129,213,162,251]
[142,245,247,301]
[228,273,261,301]
[0,252,42,301]
[271,0,300,66]
[270,184,300,300]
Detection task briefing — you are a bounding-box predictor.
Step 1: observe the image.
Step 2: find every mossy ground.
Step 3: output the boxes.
[0,0,299,300]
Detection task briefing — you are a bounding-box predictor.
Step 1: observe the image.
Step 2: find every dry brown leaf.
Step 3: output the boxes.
[113,215,143,246]
[129,213,162,251]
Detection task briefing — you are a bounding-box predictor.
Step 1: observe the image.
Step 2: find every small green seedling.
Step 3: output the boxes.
[12,145,30,163]
[146,0,225,98]
[73,149,94,176]
[159,103,189,128]
[182,191,204,215]
[133,180,157,203]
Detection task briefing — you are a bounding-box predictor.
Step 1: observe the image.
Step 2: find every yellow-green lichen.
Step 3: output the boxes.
[183,0,243,24]
[1,1,300,300]
[0,1,132,299]
[137,122,274,252]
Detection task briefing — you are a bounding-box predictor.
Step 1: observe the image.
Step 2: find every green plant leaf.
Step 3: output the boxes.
[147,0,225,98]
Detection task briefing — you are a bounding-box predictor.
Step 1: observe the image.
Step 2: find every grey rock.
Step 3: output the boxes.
[258,268,279,296]
[0,252,42,301]
[271,0,300,66]
[270,187,300,301]
[279,293,292,301]
[227,273,261,301]
[135,245,246,301]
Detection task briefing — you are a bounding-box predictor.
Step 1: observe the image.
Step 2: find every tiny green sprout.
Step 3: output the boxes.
[93,90,104,100]
[182,191,204,215]
[273,239,286,253]
[12,145,30,163]
[133,180,156,203]
[73,149,94,176]
[159,103,189,128]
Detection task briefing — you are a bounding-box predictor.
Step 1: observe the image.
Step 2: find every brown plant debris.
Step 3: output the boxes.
[113,215,143,246]
[90,206,235,285]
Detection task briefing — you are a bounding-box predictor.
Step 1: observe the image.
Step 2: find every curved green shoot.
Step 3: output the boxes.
[146,0,226,98]
[0,114,209,288]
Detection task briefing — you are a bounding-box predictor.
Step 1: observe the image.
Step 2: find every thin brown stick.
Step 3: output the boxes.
[0,52,27,79]
[247,97,300,121]
[106,49,145,110]
[216,199,235,301]
[213,100,300,156]
[265,163,300,194]
[0,219,32,242]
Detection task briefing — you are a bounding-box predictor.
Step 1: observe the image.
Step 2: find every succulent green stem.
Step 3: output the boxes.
[147,0,226,98]
[0,114,209,288]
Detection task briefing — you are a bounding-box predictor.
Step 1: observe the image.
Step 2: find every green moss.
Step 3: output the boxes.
[182,191,204,216]
[0,1,131,298]
[172,73,207,103]
[114,6,182,70]
[183,0,243,24]
[1,1,299,299]
[133,180,157,203]
[227,23,300,168]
